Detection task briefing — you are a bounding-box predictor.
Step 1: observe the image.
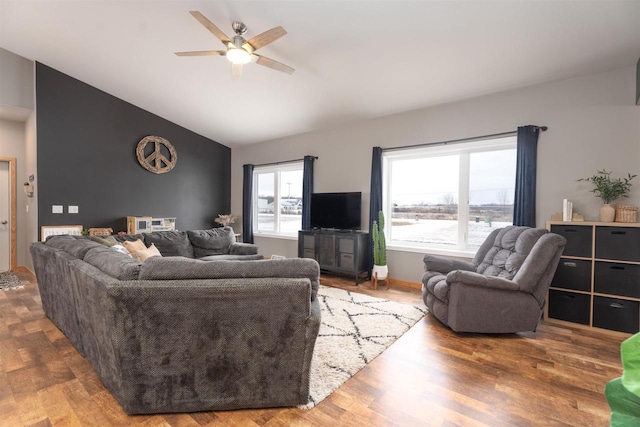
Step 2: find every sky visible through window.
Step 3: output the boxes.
[390,149,516,206]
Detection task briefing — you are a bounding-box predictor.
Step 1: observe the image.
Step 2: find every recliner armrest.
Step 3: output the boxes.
[423,254,475,274]
[446,270,520,291]
[229,242,259,255]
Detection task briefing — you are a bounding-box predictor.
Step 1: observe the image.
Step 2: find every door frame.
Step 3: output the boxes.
[0,156,17,271]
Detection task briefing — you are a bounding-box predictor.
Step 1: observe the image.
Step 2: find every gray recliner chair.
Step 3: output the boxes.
[422,226,566,333]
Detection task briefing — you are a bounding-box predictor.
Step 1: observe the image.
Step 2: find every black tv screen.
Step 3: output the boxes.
[310,192,362,230]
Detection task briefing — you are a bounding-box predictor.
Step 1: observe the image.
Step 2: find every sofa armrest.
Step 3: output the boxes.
[229,242,259,255]
[446,270,520,292]
[424,254,476,274]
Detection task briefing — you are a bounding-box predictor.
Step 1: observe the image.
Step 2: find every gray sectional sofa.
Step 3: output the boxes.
[29,229,321,414]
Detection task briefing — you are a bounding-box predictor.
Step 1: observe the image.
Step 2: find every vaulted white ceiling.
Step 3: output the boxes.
[1,1,639,147]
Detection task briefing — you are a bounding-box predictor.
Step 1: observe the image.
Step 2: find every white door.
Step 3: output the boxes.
[0,162,9,272]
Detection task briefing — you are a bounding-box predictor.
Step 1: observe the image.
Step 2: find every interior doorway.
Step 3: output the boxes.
[0,157,16,272]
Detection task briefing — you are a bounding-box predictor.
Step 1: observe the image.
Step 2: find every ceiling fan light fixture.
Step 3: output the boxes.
[226,48,251,64]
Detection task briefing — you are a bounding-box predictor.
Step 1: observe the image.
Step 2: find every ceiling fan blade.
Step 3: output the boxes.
[189,11,230,45]
[244,26,287,51]
[231,63,243,81]
[175,50,226,56]
[254,54,295,74]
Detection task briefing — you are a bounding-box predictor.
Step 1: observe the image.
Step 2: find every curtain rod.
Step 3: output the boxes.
[252,156,318,168]
[383,126,548,152]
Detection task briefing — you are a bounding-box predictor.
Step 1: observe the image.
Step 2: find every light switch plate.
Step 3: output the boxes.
[68,205,78,214]
[52,205,63,214]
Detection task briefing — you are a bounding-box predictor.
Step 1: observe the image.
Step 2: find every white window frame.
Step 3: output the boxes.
[252,161,303,239]
[382,136,516,256]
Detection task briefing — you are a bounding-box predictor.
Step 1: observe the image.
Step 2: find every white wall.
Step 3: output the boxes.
[0,48,36,271]
[0,48,34,110]
[231,65,640,283]
[0,119,29,268]
[24,112,37,270]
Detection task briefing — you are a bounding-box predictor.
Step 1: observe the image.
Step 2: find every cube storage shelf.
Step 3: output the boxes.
[546,221,640,335]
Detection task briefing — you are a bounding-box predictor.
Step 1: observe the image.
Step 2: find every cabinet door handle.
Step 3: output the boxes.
[562,294,575,300]
[611,231,627,235]
[563,262,577,268]
[610,266,626,271]
[610,303,625,309]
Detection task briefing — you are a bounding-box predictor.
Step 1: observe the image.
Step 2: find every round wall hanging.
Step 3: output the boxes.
[136,135,177,174]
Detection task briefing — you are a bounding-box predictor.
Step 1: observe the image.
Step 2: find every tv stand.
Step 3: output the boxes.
[298,229,369,285]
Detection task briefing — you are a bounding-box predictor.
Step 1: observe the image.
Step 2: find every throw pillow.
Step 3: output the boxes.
[130,243,162,262]
[123,239,147,253]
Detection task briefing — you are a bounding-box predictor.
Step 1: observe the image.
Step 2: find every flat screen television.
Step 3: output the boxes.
[310,192,362,230]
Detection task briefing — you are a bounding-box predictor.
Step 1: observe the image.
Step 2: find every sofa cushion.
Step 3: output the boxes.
[138,256,320,300]
[187,227,235,258]
[84,245,142,280]
[111,244,131,256]
[114,233,145,243]
[45,235,102,259]
[131,243,162,262]
[143,231,194,258]
[199,254,264,261]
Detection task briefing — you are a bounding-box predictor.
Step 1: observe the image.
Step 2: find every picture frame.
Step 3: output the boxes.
[40,225,83,241]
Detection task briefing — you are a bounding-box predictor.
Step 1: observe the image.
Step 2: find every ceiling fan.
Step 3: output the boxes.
[175,11,295,81]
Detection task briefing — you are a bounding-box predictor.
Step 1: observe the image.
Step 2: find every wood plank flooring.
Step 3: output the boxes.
[0,270,623,426]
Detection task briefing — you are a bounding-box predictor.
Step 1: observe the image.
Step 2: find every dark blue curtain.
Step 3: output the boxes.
[513,126,540,227]
[301,156,315,230]
[368,147,383,271]
[242,164,254,243]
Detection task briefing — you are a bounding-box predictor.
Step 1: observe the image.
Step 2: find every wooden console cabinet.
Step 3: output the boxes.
[546,221,640,335]
[298,229,369,284]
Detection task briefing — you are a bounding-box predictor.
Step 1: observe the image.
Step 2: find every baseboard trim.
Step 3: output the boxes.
[388,278,422,290]
[14,265,34,275]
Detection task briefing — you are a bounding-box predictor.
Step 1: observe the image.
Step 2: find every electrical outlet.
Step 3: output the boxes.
[271,255,286,260]
[52,205,63,214]
[68,205,78,214]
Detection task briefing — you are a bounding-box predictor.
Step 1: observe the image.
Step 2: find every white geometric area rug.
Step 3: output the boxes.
[301,285,426,409]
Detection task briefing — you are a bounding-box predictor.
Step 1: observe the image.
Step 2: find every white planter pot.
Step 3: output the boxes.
[600,204,615,222]
[372,264,388,281]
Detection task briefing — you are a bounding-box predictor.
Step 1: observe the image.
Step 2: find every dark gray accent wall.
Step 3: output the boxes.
[36,63,230,235]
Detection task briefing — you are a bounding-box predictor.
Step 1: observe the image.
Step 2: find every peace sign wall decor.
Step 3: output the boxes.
[136,135,178,174]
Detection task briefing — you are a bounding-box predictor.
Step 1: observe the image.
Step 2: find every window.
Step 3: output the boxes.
[383,136,516,253]
[253,162,303,237]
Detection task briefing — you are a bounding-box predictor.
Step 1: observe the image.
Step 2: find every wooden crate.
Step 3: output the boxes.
[88,228,113,236]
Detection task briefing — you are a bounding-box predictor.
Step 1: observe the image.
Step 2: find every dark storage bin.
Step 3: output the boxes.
[593,296,639,334]
[552,258,591,291]
[550,225,592,258]
[595,262,640,298]
[595,227,640,262]
[547,289,590,325]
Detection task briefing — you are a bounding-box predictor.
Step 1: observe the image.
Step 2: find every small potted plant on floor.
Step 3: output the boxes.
[578,169,636,222]
[372,211,388,281]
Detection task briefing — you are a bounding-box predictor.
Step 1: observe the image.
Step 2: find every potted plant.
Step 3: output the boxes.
[214,214,236,228]
[578,169,636,222]
[372,211,388,281]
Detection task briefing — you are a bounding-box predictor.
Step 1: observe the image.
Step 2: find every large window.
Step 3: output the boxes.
[253,162,303,236]
[383,136,516,253]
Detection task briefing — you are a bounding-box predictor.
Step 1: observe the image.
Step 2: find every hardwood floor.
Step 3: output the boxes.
[1,270,623,426]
